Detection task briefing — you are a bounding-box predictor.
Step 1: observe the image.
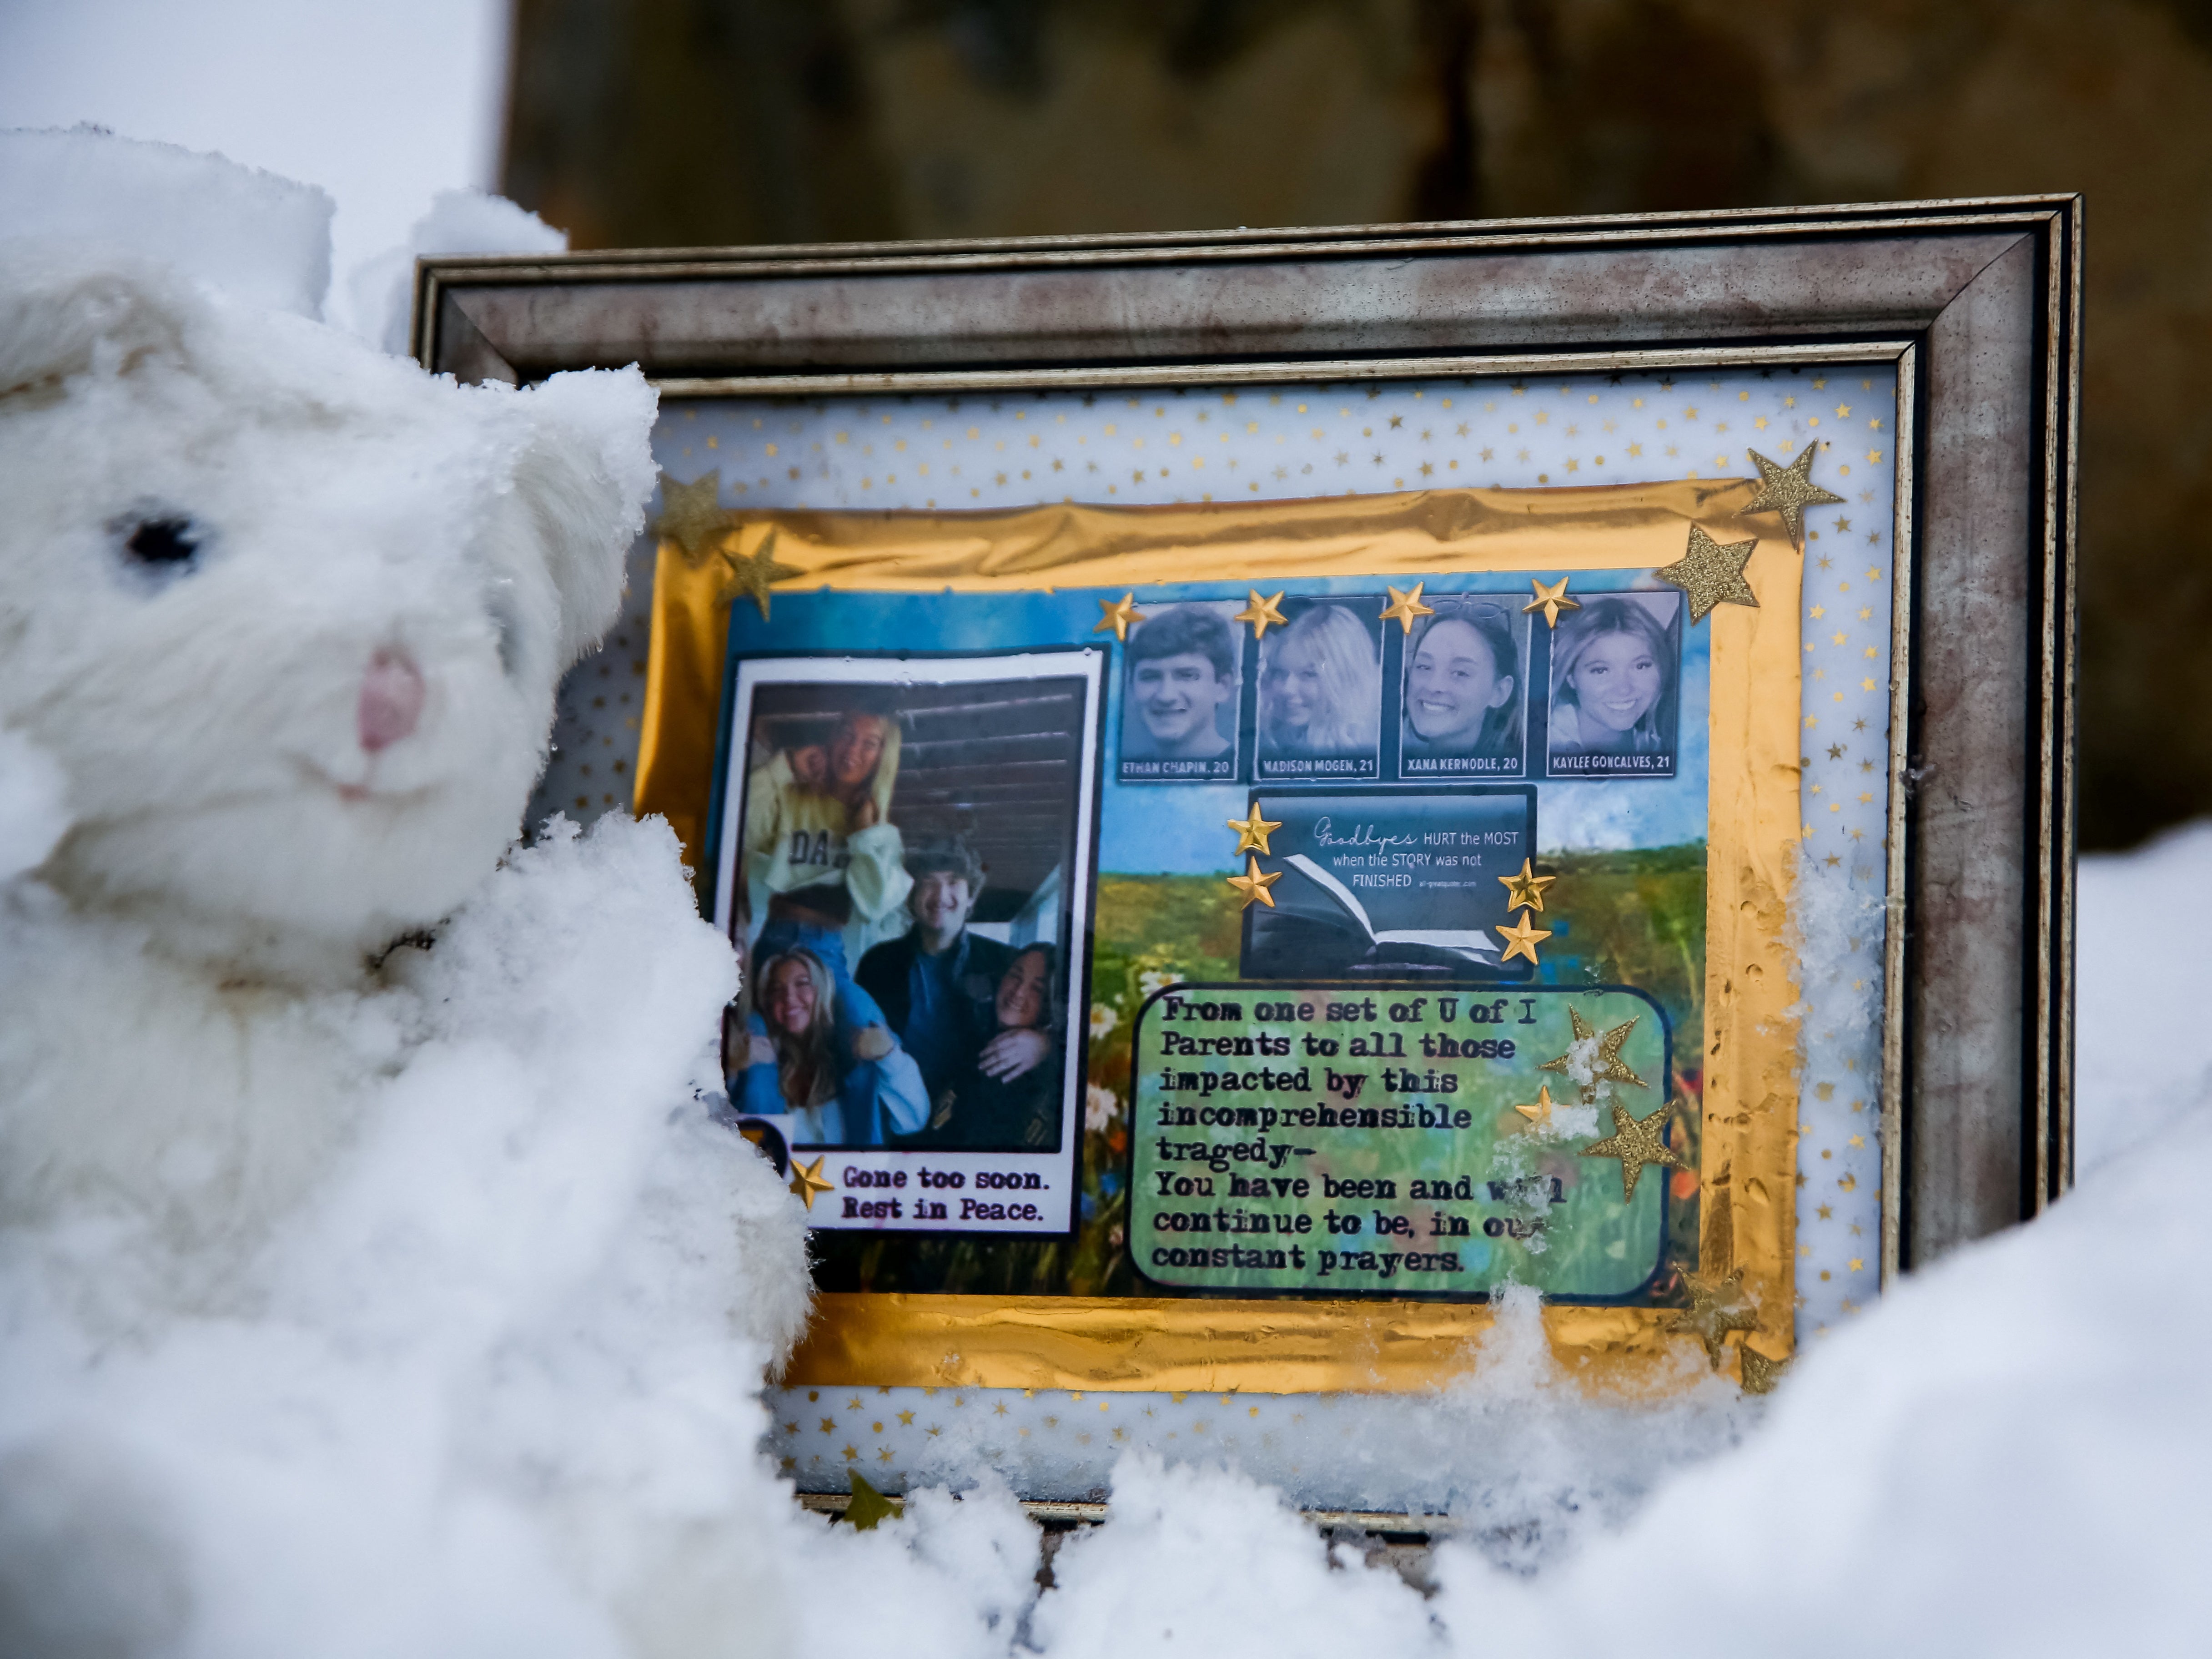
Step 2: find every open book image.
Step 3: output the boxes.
[1238,788,1536,980]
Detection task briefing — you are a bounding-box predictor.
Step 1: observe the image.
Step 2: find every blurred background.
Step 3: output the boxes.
[6,0,2211,849]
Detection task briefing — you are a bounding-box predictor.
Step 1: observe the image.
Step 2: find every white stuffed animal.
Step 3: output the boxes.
[0,132,815,1657]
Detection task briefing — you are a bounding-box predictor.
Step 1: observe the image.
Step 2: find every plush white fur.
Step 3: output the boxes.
[0,133,814,1657]
[0,250,640,975]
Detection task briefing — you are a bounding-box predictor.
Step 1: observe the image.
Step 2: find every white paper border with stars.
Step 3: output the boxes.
[528,364,1898,1503]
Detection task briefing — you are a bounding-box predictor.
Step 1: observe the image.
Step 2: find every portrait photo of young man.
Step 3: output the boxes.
[1117,600,1242,782]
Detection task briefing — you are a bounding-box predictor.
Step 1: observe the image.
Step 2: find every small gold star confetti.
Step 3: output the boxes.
[1513,1083,1559,1125]
[1580,1101,1685,1201]
[1495,909,1551,966]
[1538,1009,1649,1092]
[1739,1347,1790,1395]
[1741,445,1845,547]
[1378,581,1436,635]
[653,469,735,562]
[1523,575,1581,628]
[1234,589,1288,639]
[1654,524,1760,623]
[718,527,803,621]
[1667,1267,1759,1368]
[1227,802,1282,856]
[788,1154,834,1210]
[1094,591,1145,641]
[1227,856,1282,910]
[1496,857,1556,912]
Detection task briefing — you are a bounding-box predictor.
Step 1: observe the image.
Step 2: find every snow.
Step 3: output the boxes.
[0,126,332,317]
[0,729,69,884]
[0,0,510,328]
[2074,820,2212,1172]
[350,187,567,356]
[1,816,819,1658]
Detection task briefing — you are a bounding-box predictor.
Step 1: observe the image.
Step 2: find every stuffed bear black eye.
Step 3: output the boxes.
[123,516,200,567]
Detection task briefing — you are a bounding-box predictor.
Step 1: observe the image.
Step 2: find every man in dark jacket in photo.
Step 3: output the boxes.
[856,839,1051,1120]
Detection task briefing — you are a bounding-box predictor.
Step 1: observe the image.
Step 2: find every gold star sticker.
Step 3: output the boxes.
[1579,1100,1685,1202]
[1740,446,1845,548]
[653,469,735,563]
[788,1153,834,1210]
[1523,575,1581,628]
[1227,802,1282,856]
[1667,1268,1760,1369]
[1654,524,1760,624]
[1513,1083,1559,1125]
[1094,591,1145,641]
[1497,857,1555,913]
[1226,856,1282,910]
[1495,909,1551,966]
[1378,582,1436,635]
[1739,1346,1790,1395]
[1234,589,1288,640]
[718,526,803,621]
[1537,1009,1649,1092]
[844,1472,903,1530]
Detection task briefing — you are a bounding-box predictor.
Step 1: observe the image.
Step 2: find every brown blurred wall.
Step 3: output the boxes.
[503,0,2212,851]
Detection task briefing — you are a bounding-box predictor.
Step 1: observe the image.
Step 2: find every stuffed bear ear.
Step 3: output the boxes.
[507,367,661,670]
[0,251,196,401]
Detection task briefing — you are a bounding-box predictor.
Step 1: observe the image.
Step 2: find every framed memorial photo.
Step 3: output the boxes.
[415,196,2079,1505]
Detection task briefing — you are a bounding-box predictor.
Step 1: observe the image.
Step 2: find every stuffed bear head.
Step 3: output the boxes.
[0,238,657,978]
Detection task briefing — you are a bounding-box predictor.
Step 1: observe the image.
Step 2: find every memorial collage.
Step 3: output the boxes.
[699,545,1719,1294]
[608,360,1885,1407]
[596,349,1918,1487]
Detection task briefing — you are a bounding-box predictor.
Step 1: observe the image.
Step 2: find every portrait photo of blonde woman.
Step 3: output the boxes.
[1255,596,1383,781]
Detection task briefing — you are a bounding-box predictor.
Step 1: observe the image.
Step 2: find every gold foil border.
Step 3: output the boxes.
[638,482,1800,1393]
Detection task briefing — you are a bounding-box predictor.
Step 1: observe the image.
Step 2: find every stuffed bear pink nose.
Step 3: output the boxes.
[357,650,425,753]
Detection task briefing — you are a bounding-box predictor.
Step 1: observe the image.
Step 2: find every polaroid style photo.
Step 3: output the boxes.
[1116,600,1242,784]
[712,650,1102,1235]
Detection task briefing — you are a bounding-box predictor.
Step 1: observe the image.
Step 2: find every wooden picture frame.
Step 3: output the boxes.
[415,199,2078,1414]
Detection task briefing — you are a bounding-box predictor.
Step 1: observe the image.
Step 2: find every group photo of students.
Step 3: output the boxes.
[722,672,1089,1153]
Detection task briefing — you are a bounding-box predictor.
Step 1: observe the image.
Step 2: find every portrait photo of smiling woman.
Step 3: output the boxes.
[1117,600,1242,782]
[1398,598,1527,777]
[1255,596,1382,781]
[1545,591,1683,778]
